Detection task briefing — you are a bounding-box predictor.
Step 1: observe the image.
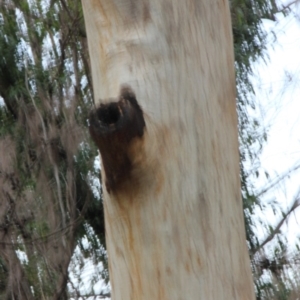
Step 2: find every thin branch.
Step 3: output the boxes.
[251,195,300,256]
[278,0,300,13]
[256,163,300,198]
[0,215,83,246]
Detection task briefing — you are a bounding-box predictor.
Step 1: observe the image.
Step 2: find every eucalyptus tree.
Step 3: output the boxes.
[0,0,297,298]
[83,0,256,299]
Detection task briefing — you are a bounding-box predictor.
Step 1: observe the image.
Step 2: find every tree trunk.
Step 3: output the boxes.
[82,1,255,299]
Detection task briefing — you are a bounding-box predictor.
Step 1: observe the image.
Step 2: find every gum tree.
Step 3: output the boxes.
[83,0,255,299]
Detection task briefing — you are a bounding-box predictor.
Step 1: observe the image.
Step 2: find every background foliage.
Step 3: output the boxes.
[0,0,106,298]
[0,0,298,299]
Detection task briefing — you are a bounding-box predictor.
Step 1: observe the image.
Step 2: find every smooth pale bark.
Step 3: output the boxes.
[82,1,255,299]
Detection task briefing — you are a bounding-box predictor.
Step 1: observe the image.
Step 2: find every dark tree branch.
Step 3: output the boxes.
[251,195,300,256]
[256,163,300,198]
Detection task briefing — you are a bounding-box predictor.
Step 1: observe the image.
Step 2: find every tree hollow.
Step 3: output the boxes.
[89,86,145,193]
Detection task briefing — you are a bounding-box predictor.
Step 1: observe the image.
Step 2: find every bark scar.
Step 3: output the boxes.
[89,85,146,193]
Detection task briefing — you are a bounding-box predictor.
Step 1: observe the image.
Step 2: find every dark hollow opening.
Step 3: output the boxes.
[97,103,121,125]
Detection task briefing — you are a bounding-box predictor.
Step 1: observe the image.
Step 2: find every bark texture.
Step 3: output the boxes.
[83,0,255,299]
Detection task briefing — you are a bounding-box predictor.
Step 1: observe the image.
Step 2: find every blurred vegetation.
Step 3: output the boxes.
[0,0,106,298]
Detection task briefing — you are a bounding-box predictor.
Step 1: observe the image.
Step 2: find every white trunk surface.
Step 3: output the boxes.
[82,1,255,299]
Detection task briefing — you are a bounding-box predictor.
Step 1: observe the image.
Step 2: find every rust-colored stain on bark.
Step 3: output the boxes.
[89,86,145,193]
[197,256,202,267]
[185,262,191,273]
[154,171,164,196]
[166,266,172,276]
[143,2,151,24]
